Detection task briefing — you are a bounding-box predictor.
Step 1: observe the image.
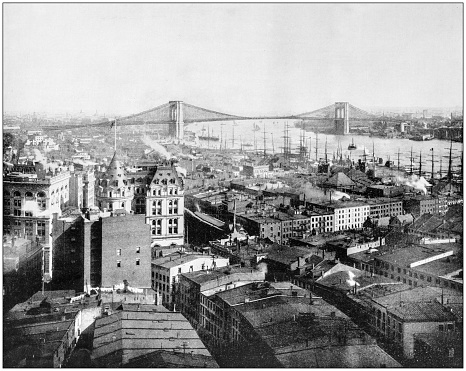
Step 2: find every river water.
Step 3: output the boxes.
[186,119,463,176]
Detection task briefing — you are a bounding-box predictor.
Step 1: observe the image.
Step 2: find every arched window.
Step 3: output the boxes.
[13,191,21,197]
[4,190,10,197]
[25,191,34,198]
[37,191,46,198]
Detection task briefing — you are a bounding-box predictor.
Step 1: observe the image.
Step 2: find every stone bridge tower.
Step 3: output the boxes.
[334,102,350,135]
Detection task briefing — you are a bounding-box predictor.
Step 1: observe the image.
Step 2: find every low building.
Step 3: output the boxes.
[92,305,213,367]
[152,253,229,307]
[178,267,265,329]
[308,200,370,232]
[373,242,463,292]
[4,290,101,368]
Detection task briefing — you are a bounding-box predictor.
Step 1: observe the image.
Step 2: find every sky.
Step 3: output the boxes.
[3,3,463,116]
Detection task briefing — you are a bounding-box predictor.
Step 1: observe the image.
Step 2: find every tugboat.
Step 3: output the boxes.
[348,138,357,150]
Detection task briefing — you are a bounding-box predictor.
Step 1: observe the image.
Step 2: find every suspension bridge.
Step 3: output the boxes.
[43,101,381,137]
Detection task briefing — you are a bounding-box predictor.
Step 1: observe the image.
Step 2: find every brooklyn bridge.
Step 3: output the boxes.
[44,101,384,138]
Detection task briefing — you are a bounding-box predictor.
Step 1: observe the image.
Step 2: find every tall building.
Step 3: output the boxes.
[95,154,185,247]
[3,161,71,279]
[51,210,152,293]
[145,162,185,247]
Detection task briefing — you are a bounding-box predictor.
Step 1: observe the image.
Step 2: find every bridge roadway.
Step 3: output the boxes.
[41,100,391,134]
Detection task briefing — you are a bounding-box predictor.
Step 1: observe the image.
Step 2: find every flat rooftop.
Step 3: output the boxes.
[181,267,264,285]
[374,243,460,268]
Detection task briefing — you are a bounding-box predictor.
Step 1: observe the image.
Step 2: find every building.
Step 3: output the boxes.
[242,164,271,178]
[366,184,404,198]
[99,212,151,291]
[91,304,214,368]
[4,290,101,368]
[3,160,71,279]
[200,282,400,368]
[152,253,229,307]
[51,209,152,293]
[308,200,370,232]
[96,154,185,246]
[373,242,463,292]
[144,161,185,247]
[236,210,323,244]
[178,267,265,329]
[95,152,134,214]
[367,198,403,220]
[402,195,448,217]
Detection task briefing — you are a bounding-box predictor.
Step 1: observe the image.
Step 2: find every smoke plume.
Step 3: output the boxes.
[141,135,173,159]
[396,174,431,195]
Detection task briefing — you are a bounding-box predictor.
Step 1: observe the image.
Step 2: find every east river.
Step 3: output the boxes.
[186,119,463,176]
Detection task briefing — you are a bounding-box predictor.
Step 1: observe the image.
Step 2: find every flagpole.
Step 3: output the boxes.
[114,119,117,153]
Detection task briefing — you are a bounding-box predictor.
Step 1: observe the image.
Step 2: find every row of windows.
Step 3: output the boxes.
[5,190,57,198]
[116,247,140,255]
[116,259,140,267]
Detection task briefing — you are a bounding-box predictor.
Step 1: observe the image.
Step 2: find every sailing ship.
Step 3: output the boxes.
[198,125,220,141]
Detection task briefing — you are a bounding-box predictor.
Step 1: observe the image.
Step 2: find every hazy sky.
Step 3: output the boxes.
[3,3,463,116]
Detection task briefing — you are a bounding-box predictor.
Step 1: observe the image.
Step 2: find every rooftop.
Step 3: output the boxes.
[124,350,219,368]
[388,301,457,322]
[374,243,460,268]
[181,267,264,286]
[92,307,212,367]
[275,344,401,368]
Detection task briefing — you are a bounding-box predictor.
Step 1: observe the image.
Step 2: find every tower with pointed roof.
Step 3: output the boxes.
[96,152,134,213]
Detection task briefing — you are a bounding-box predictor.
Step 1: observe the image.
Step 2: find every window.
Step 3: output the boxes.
[168,218,178,234]
[178,268,182,274]
[117,260,121,268]
[136,259,140,266]
[439,324,444,331]
[116,249,121,256]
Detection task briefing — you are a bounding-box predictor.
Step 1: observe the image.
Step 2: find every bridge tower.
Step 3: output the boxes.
[334,102,349,135]
[168,101,184,140]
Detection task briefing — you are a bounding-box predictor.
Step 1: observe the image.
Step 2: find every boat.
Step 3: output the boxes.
[409,134,434,141]
[198,125,220,141]
[348,138,357,150]
[198,135,220,141]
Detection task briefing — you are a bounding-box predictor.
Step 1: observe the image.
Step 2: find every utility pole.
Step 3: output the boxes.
[271,132,275,154]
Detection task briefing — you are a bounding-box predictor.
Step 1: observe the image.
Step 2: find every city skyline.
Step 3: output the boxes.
[3,3,463,116]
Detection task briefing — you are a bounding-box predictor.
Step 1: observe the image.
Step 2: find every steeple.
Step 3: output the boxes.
[103,151,127,188]
[96,151,134,213]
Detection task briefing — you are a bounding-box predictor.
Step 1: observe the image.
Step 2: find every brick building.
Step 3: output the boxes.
[51,210,151,293]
